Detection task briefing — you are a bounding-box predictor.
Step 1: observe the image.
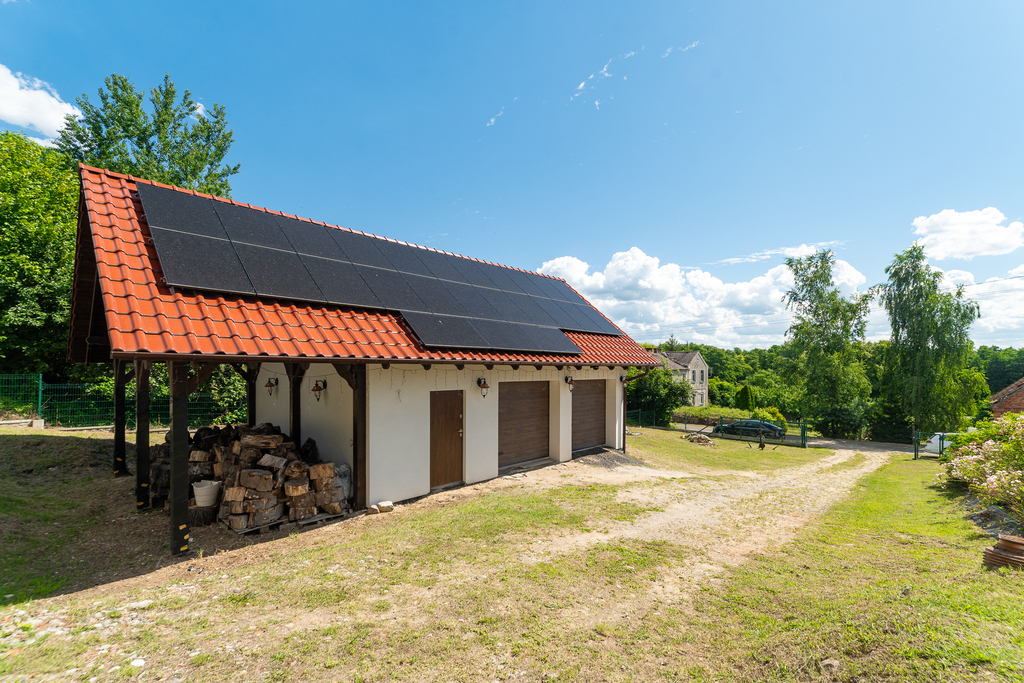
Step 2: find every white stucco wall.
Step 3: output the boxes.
[260,362,630,507]
[255,362,353,471]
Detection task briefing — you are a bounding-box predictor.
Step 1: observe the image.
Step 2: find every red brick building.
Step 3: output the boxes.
[991,377,1024,418]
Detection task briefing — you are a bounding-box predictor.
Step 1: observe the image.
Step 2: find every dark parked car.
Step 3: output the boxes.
[711,420,784,439]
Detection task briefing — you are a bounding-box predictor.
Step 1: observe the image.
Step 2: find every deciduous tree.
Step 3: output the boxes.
[0,132,78,376]
[784,250,873,438]
[56,73,239,197]
[875,244,982,432]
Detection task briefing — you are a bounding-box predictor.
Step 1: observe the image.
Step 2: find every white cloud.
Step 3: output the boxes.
[540,247,805,347]
[486,106,504,127]
[0,63,80,140]
[912,208,1024,260]
[712,240,844,265]
[1009,264,1024,277]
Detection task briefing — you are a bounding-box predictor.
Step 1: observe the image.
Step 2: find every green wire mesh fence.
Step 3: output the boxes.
[0,374,246,428]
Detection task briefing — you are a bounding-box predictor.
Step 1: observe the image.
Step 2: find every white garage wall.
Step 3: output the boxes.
[254,363,354,471]
[364,364,628,506]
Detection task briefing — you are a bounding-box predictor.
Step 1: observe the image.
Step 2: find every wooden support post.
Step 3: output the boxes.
[285,363,308,446]
[246,362,260,427]
[112,359,132,477]
[353,364,367,509]
[135,360,151,509]
[168,361,191,555]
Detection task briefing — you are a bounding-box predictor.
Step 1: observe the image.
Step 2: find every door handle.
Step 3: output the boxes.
[458,429,464,437]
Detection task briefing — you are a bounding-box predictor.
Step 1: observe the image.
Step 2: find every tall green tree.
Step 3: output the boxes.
[0,132,79,376]
[784,250,873,437]
[876,244,983,432]
[56,73,240,197]
[627,367,692,425]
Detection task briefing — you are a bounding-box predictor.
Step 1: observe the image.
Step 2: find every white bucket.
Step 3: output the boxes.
[193,480,221,507]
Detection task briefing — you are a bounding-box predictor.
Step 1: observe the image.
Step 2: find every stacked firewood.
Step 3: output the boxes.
[148,422,351,530]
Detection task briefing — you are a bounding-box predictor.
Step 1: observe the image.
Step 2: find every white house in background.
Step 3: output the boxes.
[651,350,710,406]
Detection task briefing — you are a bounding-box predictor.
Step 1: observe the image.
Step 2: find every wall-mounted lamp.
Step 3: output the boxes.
[311,379,327,402]
[564,376,575,392]
[265,377,279,396]
[477,377,490,398]
[620,375,628,384]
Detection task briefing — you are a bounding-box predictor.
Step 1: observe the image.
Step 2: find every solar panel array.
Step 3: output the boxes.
[137,183,620,354]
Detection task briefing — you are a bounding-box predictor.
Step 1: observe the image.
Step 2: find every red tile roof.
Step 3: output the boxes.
[69,165,658,367]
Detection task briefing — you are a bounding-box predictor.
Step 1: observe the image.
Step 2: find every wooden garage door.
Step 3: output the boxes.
[498,381,549,467]
[572,380,607,450]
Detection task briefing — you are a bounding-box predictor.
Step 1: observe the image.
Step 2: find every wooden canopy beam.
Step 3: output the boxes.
[112,359,133,477]
[187,362,220,395]
[134,360,151,510]
[333,363,357,391]
[168,361,191,555]
[285,363,308,446]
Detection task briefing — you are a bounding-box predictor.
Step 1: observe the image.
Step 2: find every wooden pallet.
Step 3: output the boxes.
[223,509,358,536]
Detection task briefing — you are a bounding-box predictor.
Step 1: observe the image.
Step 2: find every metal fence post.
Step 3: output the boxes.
[801,420,807,448]
[37,374,43,419]
[913,430,919,460]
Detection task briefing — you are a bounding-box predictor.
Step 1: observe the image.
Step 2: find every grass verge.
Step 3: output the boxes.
[627,425,829,472]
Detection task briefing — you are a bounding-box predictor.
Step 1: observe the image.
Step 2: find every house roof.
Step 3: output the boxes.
[991,376,1024,404]
[69,165,658,367]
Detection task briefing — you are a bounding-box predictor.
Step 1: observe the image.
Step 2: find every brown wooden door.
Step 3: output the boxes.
[498,381,550,467]
[572,380,606,451]
[430,390,463,488]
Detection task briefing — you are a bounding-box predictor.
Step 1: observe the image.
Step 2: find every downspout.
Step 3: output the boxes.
[621,367,652,454]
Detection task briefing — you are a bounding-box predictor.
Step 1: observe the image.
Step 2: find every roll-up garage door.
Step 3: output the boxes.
[571,380,607,450]
[498,381,550,467]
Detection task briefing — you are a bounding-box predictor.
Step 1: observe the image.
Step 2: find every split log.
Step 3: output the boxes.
[311,477,335,492]
[241,434,284,449]
[289,505,317,522]
[228,514,248,530]
[288,491,316,508]
[239,469,274,491]
[283,461,308,479]
[256,454,288,470]
[244,495,279,512]
[314,488,342,506]
[308,462,335,480]
[222,487,246,502]
[284,477,309,496]
[239,447,262,465]
[244,487,273,499]
[250,504,285,527]
[189,450,212,462]
[321,503,344,515]
[232,441,242,455]
[229,501,245,514]
[188,462,214,477]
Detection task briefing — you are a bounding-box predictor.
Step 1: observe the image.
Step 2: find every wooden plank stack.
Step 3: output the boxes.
[148,422,351,530]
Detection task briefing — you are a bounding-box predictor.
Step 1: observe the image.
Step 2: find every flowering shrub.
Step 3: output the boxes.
[937,413,1024,516]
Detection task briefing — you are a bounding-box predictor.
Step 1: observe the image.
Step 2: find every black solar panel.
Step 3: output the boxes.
[149,228,254,294]
[215,202,292,250]
[400,312,489,348]
[234,243,325,302]
[137,184,228,240]
[277,217,348,260]
[138,184,622,355]
[331,231,392,269]
[300,256,382,309]
[447,255,498,288]
[375,239,434,276]
[415,249,468,282]
[355,265,427,311]
[404,275,469,316]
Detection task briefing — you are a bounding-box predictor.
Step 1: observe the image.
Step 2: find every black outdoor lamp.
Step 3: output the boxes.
[477,377,490,398]
[311,379,327,402]
[265,377,279,396]
[564,376,575,392]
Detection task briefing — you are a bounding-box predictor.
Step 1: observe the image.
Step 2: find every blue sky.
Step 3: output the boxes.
[3,1,1024,349]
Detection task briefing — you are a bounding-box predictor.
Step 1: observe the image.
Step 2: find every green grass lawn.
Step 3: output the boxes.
[627,425,830,472]
[680,456,1024,681]
[1,429,1020,682]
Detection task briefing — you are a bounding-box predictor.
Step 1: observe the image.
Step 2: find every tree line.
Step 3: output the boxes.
[655,248,993,441]
[0,73,243,407]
